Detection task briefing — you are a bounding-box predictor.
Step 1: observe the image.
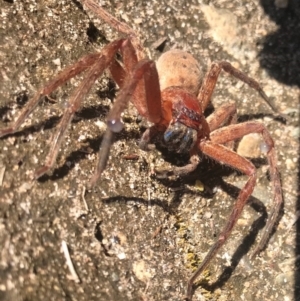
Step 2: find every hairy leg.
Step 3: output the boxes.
[186,121,282,300]
[81,0,145,60]
[90,59,162,186]
[186,142,257,300]
[0,51,113,138]
[197,61,280,116]
[210,121,283,255]
[34,39,126,179]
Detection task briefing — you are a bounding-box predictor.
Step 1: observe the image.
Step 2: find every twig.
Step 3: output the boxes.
[61,240,80,283]
[81,186,89,211]
[0,166,5,186]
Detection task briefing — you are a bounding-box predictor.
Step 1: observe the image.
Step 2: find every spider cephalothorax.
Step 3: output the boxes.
[160,87,204,153]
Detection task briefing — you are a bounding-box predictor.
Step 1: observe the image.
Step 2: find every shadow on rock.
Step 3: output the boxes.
[259,0,300,87]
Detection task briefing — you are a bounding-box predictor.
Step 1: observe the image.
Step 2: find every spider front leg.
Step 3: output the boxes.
[90,57,163,186]
[186,122,282,300]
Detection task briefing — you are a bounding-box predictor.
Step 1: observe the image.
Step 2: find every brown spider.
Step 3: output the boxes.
[0,1,283,300]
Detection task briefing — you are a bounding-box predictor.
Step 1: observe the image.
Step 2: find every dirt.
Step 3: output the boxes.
[0,1,299,301]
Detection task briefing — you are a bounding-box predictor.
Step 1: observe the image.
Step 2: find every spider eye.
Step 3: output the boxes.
[107,119,124,133]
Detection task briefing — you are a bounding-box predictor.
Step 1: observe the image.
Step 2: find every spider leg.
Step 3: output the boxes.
[206,102,237,132]
[107,58,162,129]
[82,0,145,60]
[186,122,282,300]
[154,154,201,179]
[34,39,125,179]
[186,142,257,301]
[206,102,238,150]
[198,61,281,117]
[210,121,282,256]
[109,38,162,124]
[90,59,162,186]
[0,51,115,138]
[89,127,114,187]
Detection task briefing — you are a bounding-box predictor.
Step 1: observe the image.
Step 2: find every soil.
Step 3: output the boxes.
[0,1,299,301]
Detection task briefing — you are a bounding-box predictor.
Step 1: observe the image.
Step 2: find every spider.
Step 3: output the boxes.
[0,1,283,300]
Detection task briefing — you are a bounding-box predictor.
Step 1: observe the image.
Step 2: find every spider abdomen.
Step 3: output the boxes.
[156,49,203,95]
